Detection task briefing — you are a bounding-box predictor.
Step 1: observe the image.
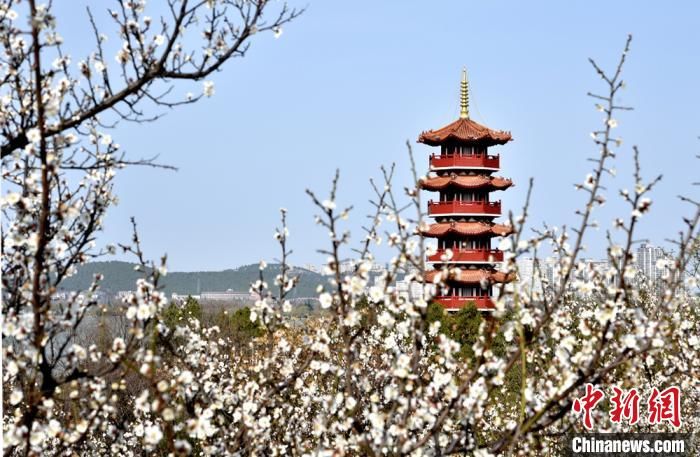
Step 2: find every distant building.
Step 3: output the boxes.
[517,257,558,289]
[373,275,387,290]
[200,291,254,301]
[52,291,71,301]
[636,243,672,284]
[339,260,356,275]
[370,263,388,274]
[396,279,410,301]
[517,257,534,282]
[339,260,388,277]
[410,281,435,301]
[516,257,566,292]
[302,263,320,274]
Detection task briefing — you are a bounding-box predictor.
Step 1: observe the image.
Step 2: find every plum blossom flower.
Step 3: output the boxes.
[368,286,383,303]
[26,128,41,143]
[1,192,21,207]
[10,389,23,405]
[203,81,215,97]
[144,424,163,445]
[319,292,333,309]
[136,303,154,320]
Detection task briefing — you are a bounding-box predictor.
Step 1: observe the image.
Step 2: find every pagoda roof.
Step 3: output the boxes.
[420,175,513,192]
[425,268,514,285]
[420,221,514,238]
[418,117,512,147]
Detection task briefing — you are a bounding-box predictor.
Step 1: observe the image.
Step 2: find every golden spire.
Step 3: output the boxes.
[460,67,469,119]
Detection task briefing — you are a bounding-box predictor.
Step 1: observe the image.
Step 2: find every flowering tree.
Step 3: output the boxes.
[2,1,699,454]
[1,0,301,454]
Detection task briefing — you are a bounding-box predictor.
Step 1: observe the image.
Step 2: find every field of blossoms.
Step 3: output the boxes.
[2,1,699,456]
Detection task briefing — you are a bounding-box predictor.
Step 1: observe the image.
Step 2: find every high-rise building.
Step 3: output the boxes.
[636,243,669,283]
[419,69,515,311]
[517,257,543,291]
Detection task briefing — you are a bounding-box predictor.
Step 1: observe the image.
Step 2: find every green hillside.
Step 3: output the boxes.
[59,261,325,298]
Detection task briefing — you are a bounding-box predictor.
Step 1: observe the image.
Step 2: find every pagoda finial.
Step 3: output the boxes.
[460,67,469,119]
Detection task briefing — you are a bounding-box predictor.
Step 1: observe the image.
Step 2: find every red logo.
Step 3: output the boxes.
[647,386,681,428]
[572,383,605,430]
[572,384,682,429]
[609,386,640,425]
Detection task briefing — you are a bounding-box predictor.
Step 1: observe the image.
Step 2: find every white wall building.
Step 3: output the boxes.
[636,243,672,284]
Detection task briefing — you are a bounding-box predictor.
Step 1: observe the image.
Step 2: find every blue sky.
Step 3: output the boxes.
[56,1,699,271]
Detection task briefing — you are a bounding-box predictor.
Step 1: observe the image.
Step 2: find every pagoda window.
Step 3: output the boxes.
[454,145,472,156]
[439,239,458,250]
[467,191,481,202]
[458,191,476,202]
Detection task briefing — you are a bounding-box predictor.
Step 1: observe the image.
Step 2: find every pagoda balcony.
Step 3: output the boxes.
[428,200,501,216]
[427,248,503,263]
[434,295,495,311]
[430,153,500,170]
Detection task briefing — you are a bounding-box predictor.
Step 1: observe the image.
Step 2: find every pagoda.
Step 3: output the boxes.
[419,69,514,311]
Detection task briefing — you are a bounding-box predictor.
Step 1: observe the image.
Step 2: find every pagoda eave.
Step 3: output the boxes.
[420,221,514,238]
[417,118,512,147]
[419,175,513,192]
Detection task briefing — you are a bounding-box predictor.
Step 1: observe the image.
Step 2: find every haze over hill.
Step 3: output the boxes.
[59,261,325,298]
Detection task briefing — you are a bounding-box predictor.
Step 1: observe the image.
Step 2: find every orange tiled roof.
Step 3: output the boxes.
[420,221,514,238]
[418,118,512,147]
[420,175,513,191]
[425,268,514,285]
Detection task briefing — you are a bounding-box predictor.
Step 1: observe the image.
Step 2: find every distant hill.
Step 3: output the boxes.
[58,261,325,298]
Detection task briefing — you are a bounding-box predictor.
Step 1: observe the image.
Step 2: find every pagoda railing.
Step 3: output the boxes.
[430,153,499,170]
[427,248,503,263]
[428,200,501,216]
[434,295,494,311]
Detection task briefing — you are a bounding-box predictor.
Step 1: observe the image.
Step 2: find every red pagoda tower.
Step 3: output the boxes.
[419,69,514,311]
